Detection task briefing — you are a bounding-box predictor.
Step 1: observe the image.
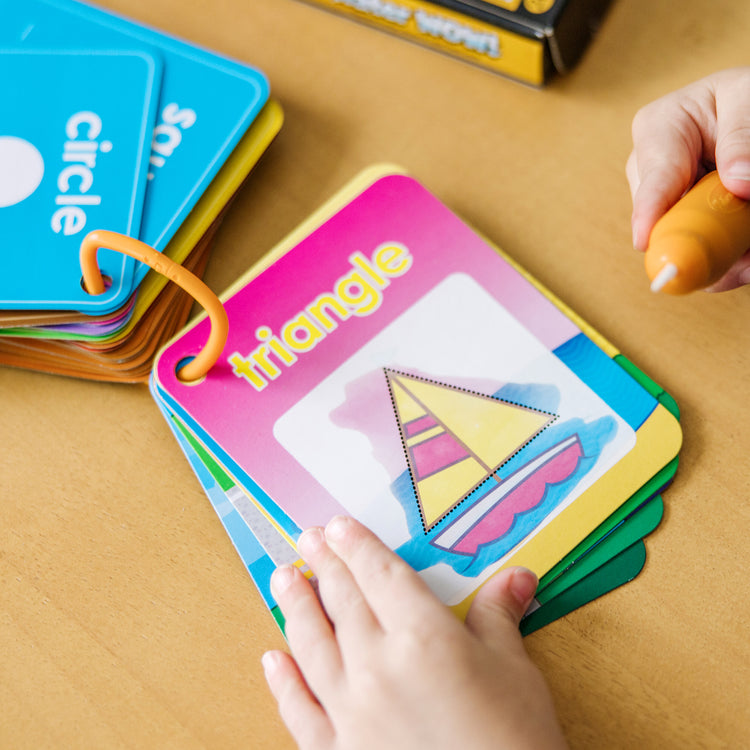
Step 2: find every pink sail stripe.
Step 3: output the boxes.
[411,431,470,480]
[403,414,438,438]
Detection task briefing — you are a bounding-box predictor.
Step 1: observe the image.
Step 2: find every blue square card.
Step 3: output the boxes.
[3,0,271,296]
[0,49,161,312]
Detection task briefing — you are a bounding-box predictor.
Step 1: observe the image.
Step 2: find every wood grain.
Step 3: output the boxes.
[2,1,749,747]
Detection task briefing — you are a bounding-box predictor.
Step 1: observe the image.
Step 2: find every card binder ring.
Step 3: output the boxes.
[80,229,228,382]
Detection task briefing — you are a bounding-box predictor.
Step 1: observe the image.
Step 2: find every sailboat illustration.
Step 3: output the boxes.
[385,368,584,558]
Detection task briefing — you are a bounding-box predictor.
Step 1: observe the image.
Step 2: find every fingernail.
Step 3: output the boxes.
[724,161,750,181]
[739,266,750,286]
[261,651,280,678]
[297,527,325,556]
[325,515,350,542]
[509,568,538,608]
[632,220,647,252]
[270,565,296,596]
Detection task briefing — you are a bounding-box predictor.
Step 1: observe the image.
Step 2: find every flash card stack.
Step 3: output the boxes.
[0,0,282,382]
[149,167,682,635]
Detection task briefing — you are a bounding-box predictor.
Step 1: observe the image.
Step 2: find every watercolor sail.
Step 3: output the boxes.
[385,368,584,557]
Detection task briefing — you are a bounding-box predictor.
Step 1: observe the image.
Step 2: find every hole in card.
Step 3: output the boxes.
[176,355,206,385]
[81,273,113,295]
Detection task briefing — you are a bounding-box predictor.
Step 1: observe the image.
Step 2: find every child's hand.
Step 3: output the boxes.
[262,516,568,750]
[626,67,750,291]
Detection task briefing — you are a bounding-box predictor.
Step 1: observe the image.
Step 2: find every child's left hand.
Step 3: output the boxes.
[626,68,750,291]
[262,515,568,750]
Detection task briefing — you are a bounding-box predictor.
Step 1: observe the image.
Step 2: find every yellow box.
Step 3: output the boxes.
[298,0,613,86]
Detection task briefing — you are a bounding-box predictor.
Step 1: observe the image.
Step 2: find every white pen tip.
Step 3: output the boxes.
[650,263,679,293]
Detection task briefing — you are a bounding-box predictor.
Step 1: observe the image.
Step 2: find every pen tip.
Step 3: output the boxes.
[650,263,679,293]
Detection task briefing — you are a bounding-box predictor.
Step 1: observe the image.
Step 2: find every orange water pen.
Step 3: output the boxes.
[645,171,750,294]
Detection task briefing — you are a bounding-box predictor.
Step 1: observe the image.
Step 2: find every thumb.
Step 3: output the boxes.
[465,567,538,647]
[714,70,750,199]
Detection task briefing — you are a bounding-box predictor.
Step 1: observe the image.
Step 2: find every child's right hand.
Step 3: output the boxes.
[626,67,750,291]
[262,516,568,750]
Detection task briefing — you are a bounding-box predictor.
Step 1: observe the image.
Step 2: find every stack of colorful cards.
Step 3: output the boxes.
[0,0,282,382]
[150,166,682,634]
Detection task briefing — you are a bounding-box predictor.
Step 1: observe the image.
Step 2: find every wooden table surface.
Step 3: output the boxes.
[2,0,749,747]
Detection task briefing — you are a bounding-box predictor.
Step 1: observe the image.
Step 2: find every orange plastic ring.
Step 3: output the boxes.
[80,230,228,382]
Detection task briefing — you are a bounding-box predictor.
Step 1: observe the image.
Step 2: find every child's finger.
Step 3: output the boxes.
[629,91,706,250]
[322,516,448,632]
[270,564,342,701]
[464,567,537,652]
[296,526,381,652]
[625,149,640,201]
[714,70,750,198]
[262,650,334,750]
[630,131,698,249]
